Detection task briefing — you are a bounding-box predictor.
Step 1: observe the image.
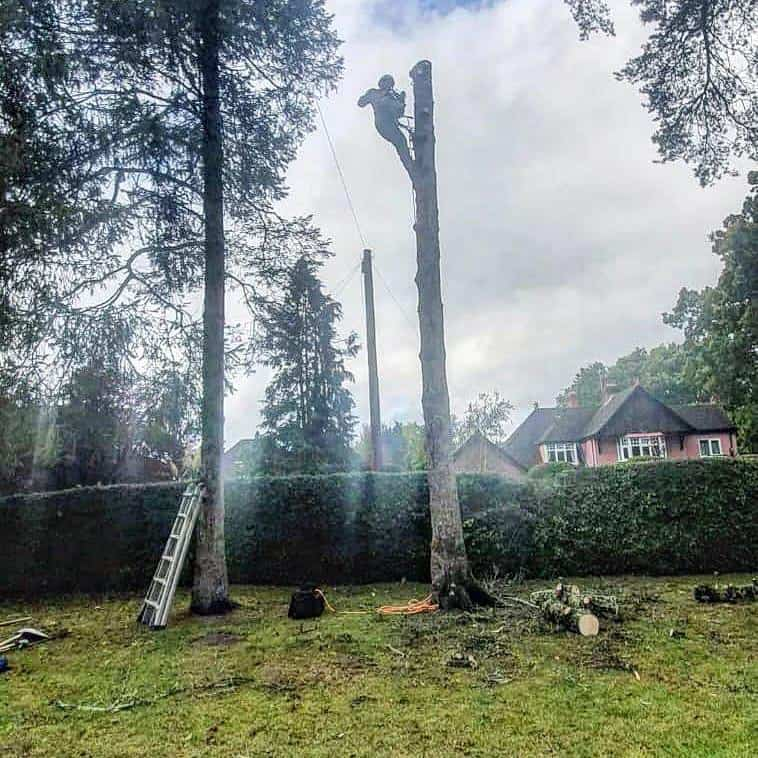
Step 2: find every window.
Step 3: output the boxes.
[699,438,722,457]
[544,442,578,464]
[618,434,666,460]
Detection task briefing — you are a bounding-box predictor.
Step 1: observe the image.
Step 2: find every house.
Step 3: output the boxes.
[504,383,737,469]
[451,431,527,481]
[222,437,262,479]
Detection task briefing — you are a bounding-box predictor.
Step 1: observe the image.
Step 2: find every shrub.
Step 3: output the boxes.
[533,458,758,575]
[2,459,756,596]
[0,473,532,595]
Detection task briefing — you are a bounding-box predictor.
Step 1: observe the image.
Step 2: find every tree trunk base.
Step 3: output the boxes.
[435,571,498,612]
[190,598,238,616]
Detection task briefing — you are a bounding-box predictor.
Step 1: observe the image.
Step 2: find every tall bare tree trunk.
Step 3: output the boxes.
[192,0,232,615]
[409,61,492,610]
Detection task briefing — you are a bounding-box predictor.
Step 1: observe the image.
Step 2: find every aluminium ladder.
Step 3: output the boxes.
[138,481,202,629]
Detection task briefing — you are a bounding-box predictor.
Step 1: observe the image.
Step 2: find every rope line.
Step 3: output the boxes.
[314,588,438,616]
[316,101,368,249]
[373,260,417,333]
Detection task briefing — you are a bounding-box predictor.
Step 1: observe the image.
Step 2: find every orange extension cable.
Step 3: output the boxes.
[313,588,438,616]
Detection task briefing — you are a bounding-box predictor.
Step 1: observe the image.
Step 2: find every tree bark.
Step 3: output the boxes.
[191,0,232,615]
[409,61,491,611]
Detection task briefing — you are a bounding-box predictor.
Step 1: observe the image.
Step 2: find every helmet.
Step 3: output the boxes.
[378,74,395,90]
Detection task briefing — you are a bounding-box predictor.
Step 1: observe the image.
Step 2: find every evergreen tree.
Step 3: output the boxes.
[258,258,358,474]
[565,1,757,184]
[1,0,342,612]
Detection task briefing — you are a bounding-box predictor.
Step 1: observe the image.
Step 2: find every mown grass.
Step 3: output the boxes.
[0,575,756,757]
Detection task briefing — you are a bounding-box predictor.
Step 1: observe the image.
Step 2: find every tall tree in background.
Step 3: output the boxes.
[452,391,514,447]
[665,175,758,450]
[1,1,342,613]
[557,345,700,408]
[258,258,358,474]
[565,0,757,184]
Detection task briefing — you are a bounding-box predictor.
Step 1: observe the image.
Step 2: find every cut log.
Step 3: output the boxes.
[540,600,599,636]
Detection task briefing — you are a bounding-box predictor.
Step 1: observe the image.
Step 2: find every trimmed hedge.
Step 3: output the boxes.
[0,473,528,595]
[2,460,756,596]
[1,482,184,596]
[533,458,758,576]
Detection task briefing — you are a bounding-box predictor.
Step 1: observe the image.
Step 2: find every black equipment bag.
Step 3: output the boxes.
[288,585,325,620]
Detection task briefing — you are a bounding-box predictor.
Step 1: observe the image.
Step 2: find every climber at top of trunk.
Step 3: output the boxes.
[358,74,415,180]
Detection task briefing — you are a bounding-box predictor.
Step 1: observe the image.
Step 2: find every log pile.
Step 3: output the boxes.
[693,578,757,603]
[529,583,617,637]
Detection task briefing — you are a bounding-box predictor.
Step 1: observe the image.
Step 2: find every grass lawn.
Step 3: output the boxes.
[1,575,756,757]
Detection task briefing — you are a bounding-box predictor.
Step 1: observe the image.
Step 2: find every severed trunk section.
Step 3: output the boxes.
[191,0,232,615]
[410,60,492,610]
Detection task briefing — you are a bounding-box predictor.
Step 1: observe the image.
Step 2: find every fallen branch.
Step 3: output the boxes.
[0,617,31,628]
[694,579,757,603]
[540,599,599,637]
[53,675,256,713]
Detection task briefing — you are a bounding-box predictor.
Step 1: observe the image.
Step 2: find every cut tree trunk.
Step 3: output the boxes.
[191,0,232,616]
[541,600,599,637]
[409,60,492,611]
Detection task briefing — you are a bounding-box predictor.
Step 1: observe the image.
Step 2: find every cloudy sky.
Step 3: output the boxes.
[225,0,749,446]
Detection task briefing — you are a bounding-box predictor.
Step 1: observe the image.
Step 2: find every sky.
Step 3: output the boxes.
[224,0,750,447]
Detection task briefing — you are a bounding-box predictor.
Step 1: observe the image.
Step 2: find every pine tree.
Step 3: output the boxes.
[1,0,342,612]
[258,258,358,474]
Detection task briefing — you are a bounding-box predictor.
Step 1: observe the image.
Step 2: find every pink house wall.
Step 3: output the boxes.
[579,432,737,467]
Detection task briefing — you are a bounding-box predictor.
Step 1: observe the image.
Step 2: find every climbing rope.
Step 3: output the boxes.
[314,588,438,616]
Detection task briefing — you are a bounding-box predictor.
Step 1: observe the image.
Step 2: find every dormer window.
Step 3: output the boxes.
[543,442,578,464]
[617,433,666,460]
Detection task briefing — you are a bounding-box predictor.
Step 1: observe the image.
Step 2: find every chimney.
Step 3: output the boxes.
[567,390,579,408]
[603,382,618,403]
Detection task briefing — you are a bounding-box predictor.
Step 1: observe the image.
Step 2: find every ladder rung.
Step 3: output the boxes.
[143,600,160,609]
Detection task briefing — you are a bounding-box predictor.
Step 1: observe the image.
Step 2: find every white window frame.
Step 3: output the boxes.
[543,442,578,464]
[699,438,723,457]
[617,433,667,461]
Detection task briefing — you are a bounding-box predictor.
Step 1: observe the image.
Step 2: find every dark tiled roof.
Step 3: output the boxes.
[582,385,636,438]
[503,408,557,468]
[537,408,597,443]
[453,431,527,471]
[670,404,736,431]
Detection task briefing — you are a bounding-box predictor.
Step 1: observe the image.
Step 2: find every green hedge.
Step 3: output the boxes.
[533,458,758,576]
[0,473,528,595]
[2,460,756,596]
[1,482,184,596]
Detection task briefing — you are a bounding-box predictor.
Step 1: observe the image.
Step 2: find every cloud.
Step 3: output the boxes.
[224,0,749,445]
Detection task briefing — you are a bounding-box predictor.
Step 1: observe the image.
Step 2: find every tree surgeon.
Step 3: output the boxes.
[359,63,493,610]
[357,75,415,180]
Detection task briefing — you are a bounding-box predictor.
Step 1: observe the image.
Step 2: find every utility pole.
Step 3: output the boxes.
[361,248,383,470]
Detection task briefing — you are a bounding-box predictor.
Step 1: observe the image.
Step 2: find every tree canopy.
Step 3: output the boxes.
[0,0,341,389]
[665,173,758,450]
[565,0,757,184]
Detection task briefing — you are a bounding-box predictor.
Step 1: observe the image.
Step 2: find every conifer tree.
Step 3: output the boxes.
[258,258,358,474]
[1,0,342,612]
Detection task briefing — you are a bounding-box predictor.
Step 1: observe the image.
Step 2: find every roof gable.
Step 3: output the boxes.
[453,431,526,472]
[504,409,558,468]
[585,385,694,438]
